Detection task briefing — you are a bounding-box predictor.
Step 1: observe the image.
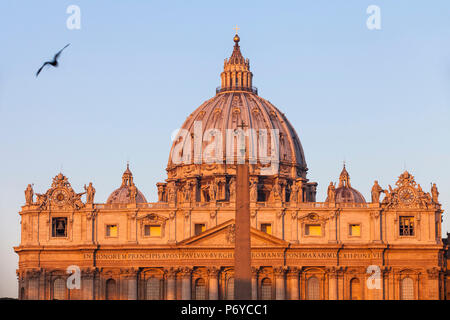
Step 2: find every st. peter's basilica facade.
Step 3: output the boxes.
[14,34,448,300]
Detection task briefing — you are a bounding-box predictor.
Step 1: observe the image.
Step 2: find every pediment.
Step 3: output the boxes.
[178,219,289,248]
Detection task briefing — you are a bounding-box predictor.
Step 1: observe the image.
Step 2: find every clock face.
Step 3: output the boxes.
[53,189,68,206]
[399,187,415,204]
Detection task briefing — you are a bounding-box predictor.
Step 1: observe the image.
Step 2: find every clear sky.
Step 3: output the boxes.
[1,0,449,298]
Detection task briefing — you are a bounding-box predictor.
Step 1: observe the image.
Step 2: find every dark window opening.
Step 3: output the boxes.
[399,216,414,236]
[52,218,67,237]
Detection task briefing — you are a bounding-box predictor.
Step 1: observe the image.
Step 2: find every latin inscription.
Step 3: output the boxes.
[83,251,382,261]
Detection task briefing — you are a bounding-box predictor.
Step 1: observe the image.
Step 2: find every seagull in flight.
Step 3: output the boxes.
[36,44,70,77]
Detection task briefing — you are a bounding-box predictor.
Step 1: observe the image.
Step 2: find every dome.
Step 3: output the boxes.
[107,164,147,204]
[167,34,307,180]
[327,166,366,203]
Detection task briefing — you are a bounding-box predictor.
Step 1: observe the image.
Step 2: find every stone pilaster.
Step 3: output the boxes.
[327,267,337,300]
[180,267,192,300]
[208,267,220,300]
[168,211,176,243]
[81,268,96,300]
[427,268,440,300]
[274,266,286,300]
[121,268,138,300]
[166,267,178,300]
[287,267,299,300]
[251,267,259,300]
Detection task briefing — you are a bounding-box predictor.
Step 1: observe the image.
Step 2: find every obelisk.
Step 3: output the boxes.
[234,121,252,300]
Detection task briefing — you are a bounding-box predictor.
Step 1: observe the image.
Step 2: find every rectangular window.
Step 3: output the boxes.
[261,223,272,235]
[194,224,206,236]
[399,217,414,236]
[349,224,361,236]
[106,225,118,237]
[144,225,161,237]
[52,218,67,237]
[305,224,321,236]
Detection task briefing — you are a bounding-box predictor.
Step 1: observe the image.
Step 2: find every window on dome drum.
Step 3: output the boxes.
[194,224,206,236]
[261,223,272,235]
[349,224,361,236]
[144,225,161,237]
[52,217,67,237]
[399,217,414,236]
[106,225,118,237]
[53,278,66,300]
[305,224,321,236]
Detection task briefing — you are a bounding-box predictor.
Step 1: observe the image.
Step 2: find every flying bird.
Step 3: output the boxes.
[36,43,70,77]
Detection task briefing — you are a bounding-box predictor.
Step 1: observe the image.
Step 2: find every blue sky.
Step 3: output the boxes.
[1,0,449,297]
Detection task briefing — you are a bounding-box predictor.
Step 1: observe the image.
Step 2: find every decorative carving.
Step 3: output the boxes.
[229,177,236,202]
[371,180,383,203]
[250,178,258,202]
[25,184,34,205]
[129,182,137,204]
[272,180,282,201]
[87,210,97,221]
[427,267,439,280]
[226,224,235,244]
[157,183,167,202]
[273,266,287,276]
[290,182,298,203]
[208,267,220,277]
[431,183,439,204]
[183,183,191,203]
[382,171,434,209]
[326,182,336,203]
[180,267,192,277]
[34,173,85,210]
[168,182,176,204]
[166,267,179,279]
[84,182,96,204]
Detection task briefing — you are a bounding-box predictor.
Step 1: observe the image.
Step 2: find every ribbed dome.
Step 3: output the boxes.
[167,34,307,180]
[107,165,147,204]
[327,166,366,203]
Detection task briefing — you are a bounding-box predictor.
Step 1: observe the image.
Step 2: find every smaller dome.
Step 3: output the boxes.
[327,165,366,203]
[106,164,147,204]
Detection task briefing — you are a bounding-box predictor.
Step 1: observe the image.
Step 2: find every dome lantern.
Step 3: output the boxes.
[218,33,256,94]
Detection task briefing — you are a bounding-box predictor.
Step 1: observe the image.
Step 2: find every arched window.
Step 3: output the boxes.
[227,277,234,300]
[350,278,361,300]
[401,277,414,300]
[53,278,66,300]
[195,278,206,300]
[261,278,272,300]
[20,287,26,300]
[106,279,117,300]
[307,277,320,300]
[146,278,161,300]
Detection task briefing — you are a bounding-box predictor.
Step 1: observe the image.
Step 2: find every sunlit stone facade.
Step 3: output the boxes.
[14,35,447,300]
